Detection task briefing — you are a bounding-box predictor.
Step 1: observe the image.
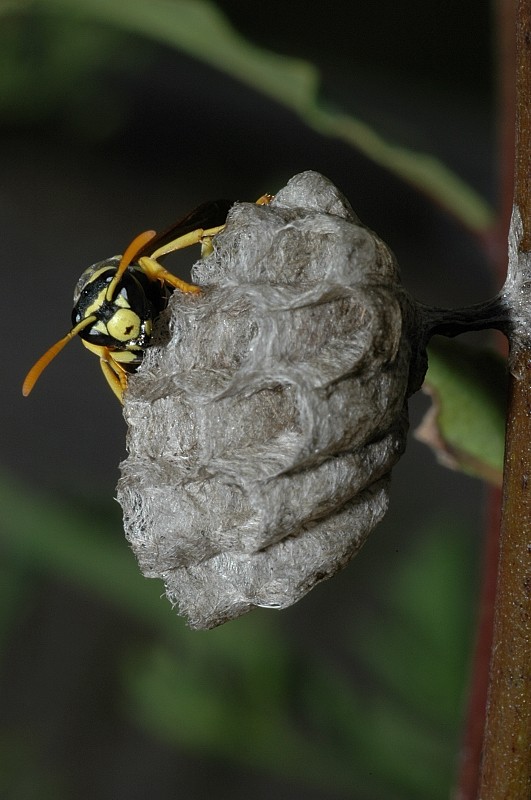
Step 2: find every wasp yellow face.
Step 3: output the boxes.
[22,197,247,401]
[72,259,155,353]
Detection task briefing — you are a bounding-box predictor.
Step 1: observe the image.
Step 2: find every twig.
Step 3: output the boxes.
[477,0,531,795]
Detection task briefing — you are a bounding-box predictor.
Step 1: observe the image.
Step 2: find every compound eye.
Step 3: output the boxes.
[107,308,141,342]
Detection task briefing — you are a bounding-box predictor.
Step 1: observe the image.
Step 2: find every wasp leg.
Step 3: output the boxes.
[139,198,273,291]
[99,352,128,403]
[200,236,215,258]
[149,225,225,262]
[79,341,126,402]
[137,255,203,294]
[141,223,226,289]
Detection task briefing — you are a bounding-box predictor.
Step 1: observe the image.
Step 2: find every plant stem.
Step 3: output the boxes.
[422,296,510,338]
[478,349,531,797]
[477,1,531,796]
[454,492,501,800]
[453,1,516,797]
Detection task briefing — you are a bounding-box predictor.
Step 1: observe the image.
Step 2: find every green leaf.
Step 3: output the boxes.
[124,516,475,799]
[355,519,475,723]
[124,643,367,797]
[0,472,178,633]
[1,470,473,798]
[346,518,478,798]
[0,730,67,800]
[19,0,494,231]
[417,339,507,484]
[0,10,147,134]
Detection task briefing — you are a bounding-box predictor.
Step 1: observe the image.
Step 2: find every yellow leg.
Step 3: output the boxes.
[137,256,202,294]
[149,225,225,261]
[200,236,215,258]
[140,224,226,291]
[99,354,127,403]
[81,340,128,402]
[138,196,273,293]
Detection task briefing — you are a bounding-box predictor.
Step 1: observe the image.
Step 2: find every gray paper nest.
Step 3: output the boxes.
[118,171,425,629]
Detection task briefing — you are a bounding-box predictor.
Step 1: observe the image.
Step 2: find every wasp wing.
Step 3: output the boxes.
[134,199,234,260]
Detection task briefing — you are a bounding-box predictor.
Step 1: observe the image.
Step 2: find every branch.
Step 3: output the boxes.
[478,0,531,795]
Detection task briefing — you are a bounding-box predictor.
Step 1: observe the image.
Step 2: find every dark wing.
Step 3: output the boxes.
[134,199,234,259]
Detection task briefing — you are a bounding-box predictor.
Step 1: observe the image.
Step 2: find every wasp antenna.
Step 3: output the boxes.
[106,229,157,302]
[22,316,97,397]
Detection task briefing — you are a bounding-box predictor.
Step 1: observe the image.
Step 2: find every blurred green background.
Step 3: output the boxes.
[2,1,497,797]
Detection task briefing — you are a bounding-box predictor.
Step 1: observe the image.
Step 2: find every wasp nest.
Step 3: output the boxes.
[118,171,426,629]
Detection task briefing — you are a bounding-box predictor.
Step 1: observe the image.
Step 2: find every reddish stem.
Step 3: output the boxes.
[454,492,501,800]
[477,0,531,796]
[452,2,517,798]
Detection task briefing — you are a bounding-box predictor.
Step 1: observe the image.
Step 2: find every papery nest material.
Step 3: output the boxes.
[118,171,426,629]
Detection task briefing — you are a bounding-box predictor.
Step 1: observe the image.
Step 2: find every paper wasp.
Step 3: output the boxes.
[23,196,270,403]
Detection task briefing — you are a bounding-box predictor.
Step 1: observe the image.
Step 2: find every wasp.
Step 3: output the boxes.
[22,196,271,403]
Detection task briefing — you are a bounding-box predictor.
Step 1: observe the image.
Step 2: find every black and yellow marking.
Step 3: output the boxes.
[23,195,272,403]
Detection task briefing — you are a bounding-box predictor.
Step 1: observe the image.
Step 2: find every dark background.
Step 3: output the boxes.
[1,1,497,798]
